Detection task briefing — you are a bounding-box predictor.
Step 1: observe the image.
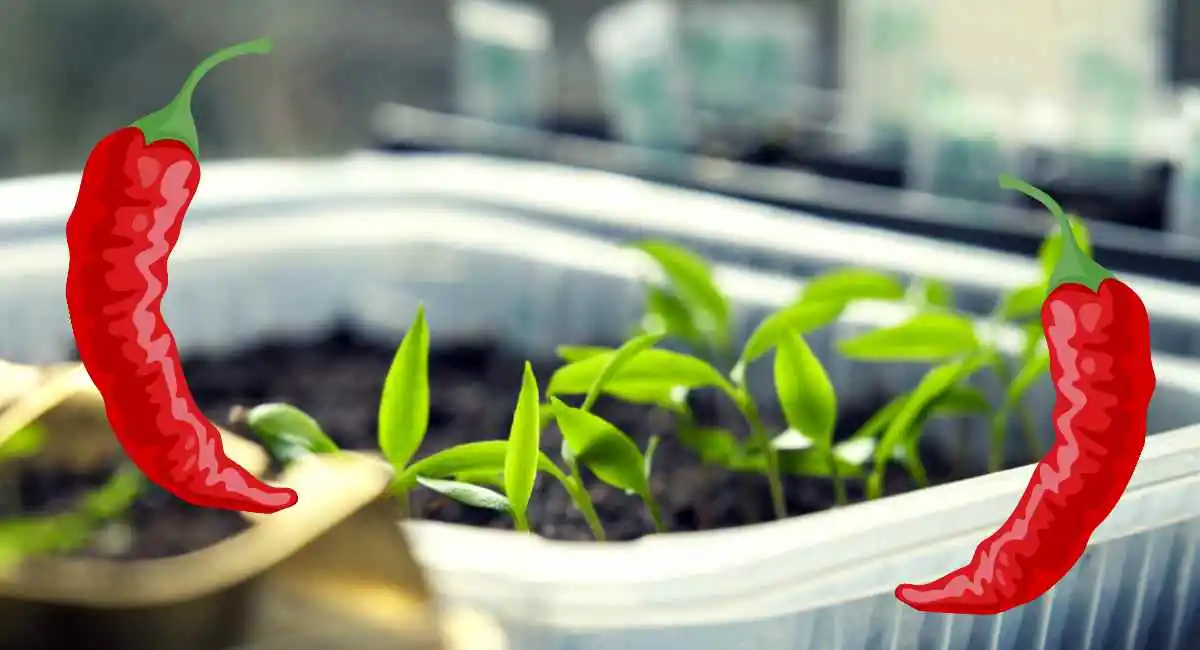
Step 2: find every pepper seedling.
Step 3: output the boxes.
[835,213,1094,486]
[548,259,919,516]
[629,240,733,365]
[238,237,1076,536]
[625,244,942,511]
[241,304,608,538]
[835,300,1003,495]
[0,420,144,568]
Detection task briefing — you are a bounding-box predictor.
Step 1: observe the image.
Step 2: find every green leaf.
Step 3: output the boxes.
[244,403,339,463]
[738,299,843,368]
[1039,214,1093,281]
[678,426,741,465]
[0,423,45,461]
[583,333,665,411]
[838,312,980,362]
[778,447,863,478]
[631,240,731,347]
[867,357,986,497]
[577,382,693,414]
[644,435,661,480]
[993,349,1051,437]
[887,360,984,444]
[929,385,992,417]
[850,395,908,440]
[1000,283,1045,322]
[0,517,91,568]
[551,399,650,497]
[913,279,953,308]
[774,331,838,448]
[841,386,984,469]
[549,348,734,400]
[378,304,431,471]
[450,469,505,489]
[546,358,692,412]
[79,466,145,520]
[0,466,144,568]
[800,268,907,303]
[400,440,566,487]
[556,345,611,363]
[1013,349,1051,395]
[504,362,541,528]
[1021,321,1045,361]
[641,287,705,347]
[416,477,511,512]
[538,404,556,429]
[609,383,692,413]
[735,439,863,478]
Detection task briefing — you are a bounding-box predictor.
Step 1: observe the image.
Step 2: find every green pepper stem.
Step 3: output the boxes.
[998,174,1112,293]
[132,37,274,158]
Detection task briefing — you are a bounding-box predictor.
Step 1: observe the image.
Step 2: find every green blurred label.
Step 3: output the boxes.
[913,74,1011,202]
[611,61,691,149]
[458,41,545,126]
[682,3,812,126]
[1073,47,1143,156]
[868,5,924,53]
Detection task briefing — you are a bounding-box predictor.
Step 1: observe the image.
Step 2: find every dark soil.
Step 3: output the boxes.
[18,326,959,559]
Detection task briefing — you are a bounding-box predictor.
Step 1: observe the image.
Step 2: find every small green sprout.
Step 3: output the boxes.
[236,403,337,463]
[0,423,46,462]
[378,303,431,477]
[839,195,1096,480]
[799,268,908,305]
[0,466,144,568]
[241,304,607,539]
[557,332,668,536]
[774,331,843,503]
[414,477,511,513]
[629,240,733,363]
[838,312,981,362]
[550,261,909,519]
[551,399,665,533]
[836,302,999,490]
[504,363,541,532]
[907,278,953,311]
[0,419,144,568]
[863,355,992,498]
[733,300,843,382]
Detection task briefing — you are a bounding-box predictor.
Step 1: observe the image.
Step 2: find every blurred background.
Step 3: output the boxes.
[4,0,1200,244]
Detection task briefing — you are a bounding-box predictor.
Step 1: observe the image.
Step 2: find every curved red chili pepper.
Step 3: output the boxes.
[894,176,1156,615]
[65,39,298,514]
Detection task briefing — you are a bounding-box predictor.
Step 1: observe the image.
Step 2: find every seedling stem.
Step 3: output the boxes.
[737,394,786,519]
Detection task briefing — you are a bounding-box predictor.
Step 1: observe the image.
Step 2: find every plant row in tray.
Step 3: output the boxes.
[0,216,1093,556]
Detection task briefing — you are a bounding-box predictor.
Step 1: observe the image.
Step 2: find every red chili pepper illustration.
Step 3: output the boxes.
[64,38,298,514]
[894,176,1156,615]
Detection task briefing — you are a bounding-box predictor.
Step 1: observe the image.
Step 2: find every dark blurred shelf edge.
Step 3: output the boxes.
[369,104,1200,285]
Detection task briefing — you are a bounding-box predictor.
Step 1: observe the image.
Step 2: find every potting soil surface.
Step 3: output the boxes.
[23,327,957,558]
